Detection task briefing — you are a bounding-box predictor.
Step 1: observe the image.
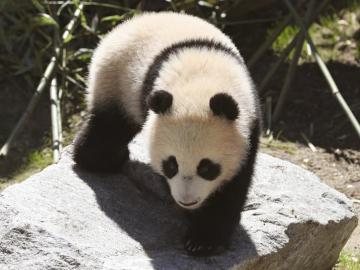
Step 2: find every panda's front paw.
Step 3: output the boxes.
[184,236,226,257]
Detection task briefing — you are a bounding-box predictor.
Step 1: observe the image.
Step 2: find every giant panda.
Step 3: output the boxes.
[73,12,261,256]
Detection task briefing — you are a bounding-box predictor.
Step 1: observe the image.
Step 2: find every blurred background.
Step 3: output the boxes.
[0,0,359,267]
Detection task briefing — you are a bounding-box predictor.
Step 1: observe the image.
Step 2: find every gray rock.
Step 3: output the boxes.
[0,135,357,270]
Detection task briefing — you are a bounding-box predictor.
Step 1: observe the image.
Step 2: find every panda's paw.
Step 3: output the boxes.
[184,237,225,257]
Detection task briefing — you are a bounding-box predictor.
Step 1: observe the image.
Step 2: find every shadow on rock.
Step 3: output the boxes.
[74,161,257,269]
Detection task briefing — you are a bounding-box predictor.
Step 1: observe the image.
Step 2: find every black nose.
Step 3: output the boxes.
[183,176,193,181]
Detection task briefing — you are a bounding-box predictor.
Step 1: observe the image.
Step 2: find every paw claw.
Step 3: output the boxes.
[184,236,226,256]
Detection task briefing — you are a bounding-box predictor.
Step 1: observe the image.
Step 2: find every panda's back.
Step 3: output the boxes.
[88,12,238,124]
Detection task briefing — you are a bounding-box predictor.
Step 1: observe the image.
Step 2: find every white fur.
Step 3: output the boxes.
[87,12,238,123]
[154,48,257,141]
[87,12,258,209]
[143,114,246,209]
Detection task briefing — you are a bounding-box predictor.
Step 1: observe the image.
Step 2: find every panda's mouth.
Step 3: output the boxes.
[178,200,199,207]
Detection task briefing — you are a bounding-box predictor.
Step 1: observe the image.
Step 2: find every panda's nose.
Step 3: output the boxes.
[183,175,193,181]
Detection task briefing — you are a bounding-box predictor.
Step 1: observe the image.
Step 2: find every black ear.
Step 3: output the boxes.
[209,93,239,121]
[147,90,173,114]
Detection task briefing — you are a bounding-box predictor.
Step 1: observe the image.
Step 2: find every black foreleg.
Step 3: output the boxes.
[184,178,247,256]
[73,103,141,173]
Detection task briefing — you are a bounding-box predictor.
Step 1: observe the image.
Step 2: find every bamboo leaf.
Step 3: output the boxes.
[91,15,99,32]
[31,0,45,13]
[72,48,93,61]
[63,33,73,44]
[33,13,59,28]
[57,0,72,16]
[101,14,127,23]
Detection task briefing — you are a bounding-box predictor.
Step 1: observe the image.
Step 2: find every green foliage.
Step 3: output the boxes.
[0,0,231,185]
[0,1,53,91]
[261,137,297,155]
[27,149,52,169]
[33,13,59,28]
[271,24,302,59]
[1,0,358,173]
[345,0,360,12]
[335,251,360,270]
[270,1,360,63]
[0,148,52,192]
[0,0,228,120]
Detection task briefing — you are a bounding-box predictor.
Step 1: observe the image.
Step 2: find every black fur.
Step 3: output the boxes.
[74,39,243,173]
[184,119,261,256]
[147,90,173,114]
[141,39,243,118]
[197,158,221,181]
[162,155,178,179]
[73,34,261,257]
[210,93,239,121]
[73,102,141,173]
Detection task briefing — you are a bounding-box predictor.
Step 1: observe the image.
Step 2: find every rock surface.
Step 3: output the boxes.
[0,135,358,270]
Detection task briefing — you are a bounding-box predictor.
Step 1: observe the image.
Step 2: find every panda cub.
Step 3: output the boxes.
[73,12,261,256]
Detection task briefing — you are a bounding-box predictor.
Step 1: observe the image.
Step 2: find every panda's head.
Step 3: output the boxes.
[145,91,246,210]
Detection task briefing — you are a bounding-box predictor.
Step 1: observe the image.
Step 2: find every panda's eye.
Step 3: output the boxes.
[197,158,221,181]
[162,155,178,179]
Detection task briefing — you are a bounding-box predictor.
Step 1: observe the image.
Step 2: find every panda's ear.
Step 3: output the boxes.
[210,93,239,121]
[147,90,173,114]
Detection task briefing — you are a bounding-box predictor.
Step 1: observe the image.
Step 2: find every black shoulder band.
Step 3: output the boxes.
[141,39,243,117]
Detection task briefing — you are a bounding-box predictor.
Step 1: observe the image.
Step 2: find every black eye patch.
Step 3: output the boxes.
[197,158,221,181]
[162,155,178,179]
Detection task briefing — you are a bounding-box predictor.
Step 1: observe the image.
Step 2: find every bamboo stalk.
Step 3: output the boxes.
[273,0,316,123]
[272,36,304,122]
[258,36,298,94]
[247,14,293,69]
[301,132,317,152]
[247,0,308,69]
[57,56,64,155]
[0,3,83,157]
[57,84,63,154]
[258,0,330,94]
[50,78,61,162]
[284,0,360,139]
[265,96,272,136]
